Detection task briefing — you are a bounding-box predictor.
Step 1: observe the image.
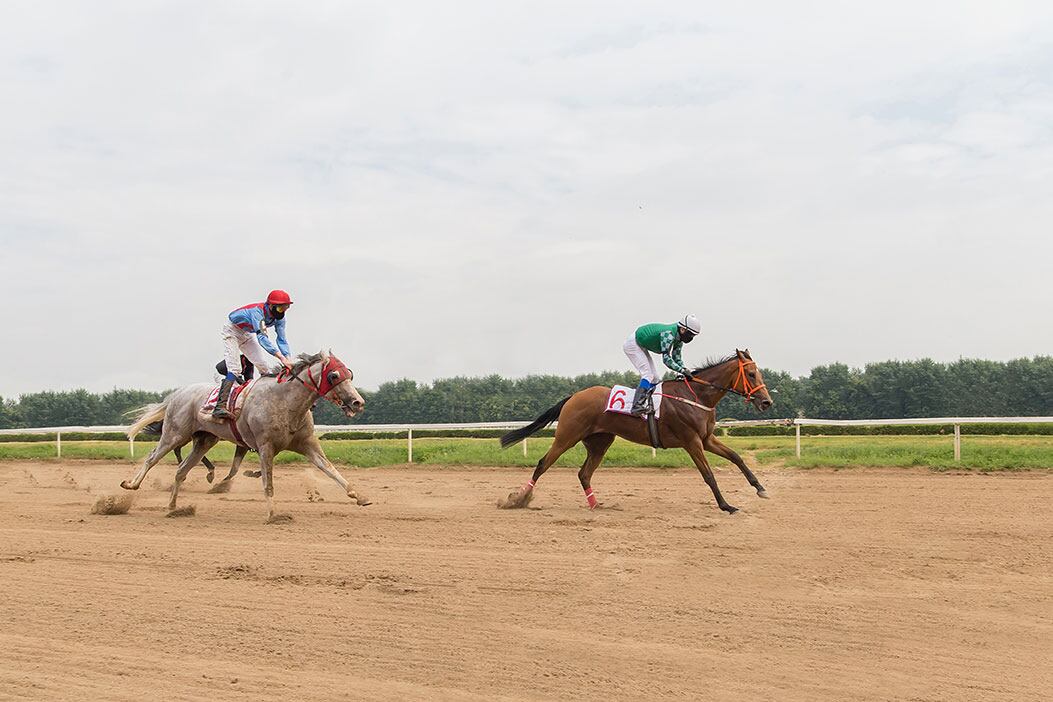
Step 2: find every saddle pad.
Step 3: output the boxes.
[603,384,664,419]
[200,379,258,418]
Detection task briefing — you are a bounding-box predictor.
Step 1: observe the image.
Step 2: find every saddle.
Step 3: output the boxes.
[200,379,258,422]
[604,385,666,449]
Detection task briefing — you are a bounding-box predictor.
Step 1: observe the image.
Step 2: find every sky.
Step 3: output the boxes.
[2,1,1051,397]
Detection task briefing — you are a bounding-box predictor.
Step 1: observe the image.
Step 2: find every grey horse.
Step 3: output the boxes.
[121,350,368,521]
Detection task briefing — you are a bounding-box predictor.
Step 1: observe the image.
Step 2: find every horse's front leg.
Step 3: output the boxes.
[301,439,370,506]
[703,435,768,498]
[685,440,737,514]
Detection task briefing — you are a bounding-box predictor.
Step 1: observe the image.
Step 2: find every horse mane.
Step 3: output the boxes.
[689,352,740,375]
[291,351,325,374]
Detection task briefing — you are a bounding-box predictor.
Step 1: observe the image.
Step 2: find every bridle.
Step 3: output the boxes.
[278,355,358,412]
[685,357,768,405]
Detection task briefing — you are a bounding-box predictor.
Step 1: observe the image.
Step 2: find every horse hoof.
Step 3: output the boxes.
[355,496,372,507]
[722,505,739,514]
[245,470,262,479]
[206,472,214,484]
[756,489,769,499]
[119,480,138,491]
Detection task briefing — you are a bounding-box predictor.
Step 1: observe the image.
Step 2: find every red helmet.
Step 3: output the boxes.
[266,289,293,306]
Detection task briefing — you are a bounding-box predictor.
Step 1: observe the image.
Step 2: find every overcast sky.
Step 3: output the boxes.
[2,1,1051,397]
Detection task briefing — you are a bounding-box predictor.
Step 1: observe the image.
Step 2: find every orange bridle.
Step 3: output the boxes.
[733,359,767,404]
[686,357,768,405]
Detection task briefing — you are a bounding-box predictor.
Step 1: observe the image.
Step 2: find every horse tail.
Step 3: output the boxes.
[500,397,570,448]
[125,397,171,440]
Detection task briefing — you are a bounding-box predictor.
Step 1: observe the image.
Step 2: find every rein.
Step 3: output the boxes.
[685,358,768,405]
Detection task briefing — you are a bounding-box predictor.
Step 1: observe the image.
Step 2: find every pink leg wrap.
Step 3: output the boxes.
[523,479,535,491]
[584,487,598,508]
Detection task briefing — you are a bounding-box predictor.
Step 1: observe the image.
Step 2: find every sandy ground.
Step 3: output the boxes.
[0,460,1049,702]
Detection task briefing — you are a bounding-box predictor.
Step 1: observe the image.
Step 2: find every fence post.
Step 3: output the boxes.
[954,424,961,462]
[651,447,657,458]
[522,437,528,457]
[407,429,413,463]
[795,423,801,459]
[56,432,61,459]
[129,436,135,458]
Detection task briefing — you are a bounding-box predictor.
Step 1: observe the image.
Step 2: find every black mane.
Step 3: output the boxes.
[689,353,739,375]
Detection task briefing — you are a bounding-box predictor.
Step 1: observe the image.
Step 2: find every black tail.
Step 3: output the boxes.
[500,397,570,449]
[143,420,164,435]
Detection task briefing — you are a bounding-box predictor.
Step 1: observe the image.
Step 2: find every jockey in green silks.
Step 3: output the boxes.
[623,314,701,416]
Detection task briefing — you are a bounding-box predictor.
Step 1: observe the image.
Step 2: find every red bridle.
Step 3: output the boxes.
[278,355,354,405]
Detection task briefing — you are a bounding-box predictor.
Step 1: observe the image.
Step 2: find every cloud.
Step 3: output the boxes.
[2,1,1052,397]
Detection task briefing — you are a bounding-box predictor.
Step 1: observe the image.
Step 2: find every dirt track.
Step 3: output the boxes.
[0,460,1049,701]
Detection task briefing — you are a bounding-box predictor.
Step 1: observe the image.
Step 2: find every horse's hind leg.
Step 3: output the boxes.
[499,426,582,509]
[702,435,767,498]
[578,433,615,509]
[168,434,219,511]
[207,445,248,495]
[202,454,217,483]
[221,446,249,482]
[121,433,187,490]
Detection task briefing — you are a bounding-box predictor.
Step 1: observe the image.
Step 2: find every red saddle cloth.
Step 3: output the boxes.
[200,379,258,417]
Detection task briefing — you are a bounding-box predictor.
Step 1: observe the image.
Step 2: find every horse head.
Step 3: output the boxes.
[735,349,773,412]
[292,349,365,418]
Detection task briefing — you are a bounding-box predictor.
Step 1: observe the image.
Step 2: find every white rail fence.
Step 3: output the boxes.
[1,416,1050,463]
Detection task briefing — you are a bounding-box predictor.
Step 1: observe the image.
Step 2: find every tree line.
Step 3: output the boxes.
[0,357,1049,430]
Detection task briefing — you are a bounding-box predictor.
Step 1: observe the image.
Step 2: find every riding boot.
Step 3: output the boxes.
[630,384,655,416]
[212,378,236,420]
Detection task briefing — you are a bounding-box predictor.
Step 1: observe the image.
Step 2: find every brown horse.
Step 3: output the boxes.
[498,349,773,513]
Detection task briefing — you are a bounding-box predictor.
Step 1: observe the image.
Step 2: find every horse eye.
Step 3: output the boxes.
[327,371,339,384]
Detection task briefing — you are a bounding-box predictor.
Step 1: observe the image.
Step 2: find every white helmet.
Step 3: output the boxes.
[677,314,701,335]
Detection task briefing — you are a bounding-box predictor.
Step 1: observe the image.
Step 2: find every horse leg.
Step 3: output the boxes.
[578,433,615,509]
[206,445,249,495]
[201,454,216,484]
[301,438,370,506]
[499,430,582,509]
[686,441,737,514]
[120,433,186,490]
[242,445,261,479]
[224,445,249,481]
[703,435,768,498]
[168,434,219,511]
[257,445,288,523]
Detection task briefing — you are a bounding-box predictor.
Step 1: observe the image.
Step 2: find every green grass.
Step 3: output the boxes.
[0,435,1050,471]
[756,435,1053,471]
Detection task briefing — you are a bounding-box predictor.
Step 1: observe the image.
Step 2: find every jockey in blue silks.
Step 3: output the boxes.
[213,289,294,420]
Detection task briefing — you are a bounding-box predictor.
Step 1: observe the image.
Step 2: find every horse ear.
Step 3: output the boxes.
[735,349,745,359]
[744,348,752,359]
[320,348,330,363]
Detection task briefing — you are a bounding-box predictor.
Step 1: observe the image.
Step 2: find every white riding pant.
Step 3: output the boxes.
[623,336,661,384]
[221,321,280,379]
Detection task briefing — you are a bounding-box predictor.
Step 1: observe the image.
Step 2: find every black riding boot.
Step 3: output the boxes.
[630,385,655,416]
[212,378,236,420]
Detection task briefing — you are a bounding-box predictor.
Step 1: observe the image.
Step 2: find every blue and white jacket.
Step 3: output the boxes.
[229,303,290,357]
